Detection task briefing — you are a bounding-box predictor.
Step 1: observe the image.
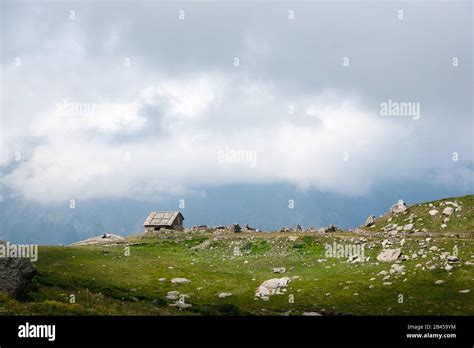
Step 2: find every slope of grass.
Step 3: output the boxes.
[0,195,472,316]
[0,232,472,316]
[364,195,474,233]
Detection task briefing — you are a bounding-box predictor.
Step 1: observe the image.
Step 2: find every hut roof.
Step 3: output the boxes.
[143,211,184,226]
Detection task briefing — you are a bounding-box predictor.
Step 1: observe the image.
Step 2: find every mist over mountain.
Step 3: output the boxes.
[0,182,469,244]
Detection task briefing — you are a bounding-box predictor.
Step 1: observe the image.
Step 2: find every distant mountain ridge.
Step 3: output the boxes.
[0,183,471,244]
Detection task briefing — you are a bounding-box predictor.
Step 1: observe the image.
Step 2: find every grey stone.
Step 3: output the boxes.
[0,257,37,298]
[229,223,241,233]
[217,292,233,298]
[273,267,286,274]
[377,248,402,262]
[171,278,190,284]
[255,277,291,301]
[447,255,459,263]
[442,207,454,216]
[390,200,407,214]
[365,215,376,227]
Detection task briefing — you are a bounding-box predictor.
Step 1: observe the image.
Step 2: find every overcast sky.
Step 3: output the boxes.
[0,0,472,204]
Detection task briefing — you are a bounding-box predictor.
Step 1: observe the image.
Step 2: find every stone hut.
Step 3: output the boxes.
[143,211,184,233]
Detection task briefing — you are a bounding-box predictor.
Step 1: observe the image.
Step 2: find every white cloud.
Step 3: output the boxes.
[140,76,220,120]
[34,100,146,137]
[0,2,472,203]
[3,70,470,203]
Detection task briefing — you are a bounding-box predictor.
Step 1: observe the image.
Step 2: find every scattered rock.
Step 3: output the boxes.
[434,280,445,285]
[169,300,192,309]
[429,210,439,216]
[273,267,286,274]
[447,255,459,263]
[255,277,291,301]
[442,207,454,216]
[302,312,322,316]
[166,291,180,300]
[377,248,402,262]
[217,292,233,298]
[403,224,414,231]
[171,278,190,284]
[440,252,450,260]
[459,289,470,294]
[390,264,405,274]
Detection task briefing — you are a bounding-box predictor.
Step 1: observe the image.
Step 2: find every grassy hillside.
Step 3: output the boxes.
[0,195,472,316]
[363,195,473,233]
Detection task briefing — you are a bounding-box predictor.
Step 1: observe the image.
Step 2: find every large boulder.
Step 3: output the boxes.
[390,200,407,214]
[229,223,241,233]
[364,215,376,227]
[377,248,402,262]
[442,207,454,216]
[0,257,37,298]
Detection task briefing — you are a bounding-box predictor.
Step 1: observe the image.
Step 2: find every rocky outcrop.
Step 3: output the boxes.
[0,257,37,298]
[390,200,407,214]
[71,234,124,246]
[255,277,291,301]
[365,215,376,227]
[229,224,241,233]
